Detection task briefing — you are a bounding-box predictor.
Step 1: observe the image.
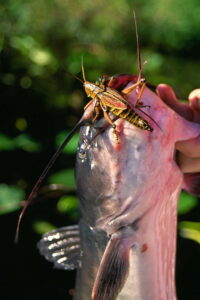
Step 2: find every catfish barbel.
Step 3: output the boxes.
[38,83,200,300]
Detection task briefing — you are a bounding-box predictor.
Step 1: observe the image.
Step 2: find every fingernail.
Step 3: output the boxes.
[188,89,200,101]
[189,89,200,112]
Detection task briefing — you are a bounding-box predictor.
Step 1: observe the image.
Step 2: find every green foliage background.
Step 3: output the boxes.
[0,0,199,299]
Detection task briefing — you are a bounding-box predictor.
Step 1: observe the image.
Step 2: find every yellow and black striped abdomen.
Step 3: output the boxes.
[110,106,153,132]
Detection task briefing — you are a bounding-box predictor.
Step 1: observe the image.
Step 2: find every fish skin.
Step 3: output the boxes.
[74,85,200,300]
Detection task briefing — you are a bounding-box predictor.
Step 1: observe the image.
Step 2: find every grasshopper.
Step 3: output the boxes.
[79,61,153,142]
[78,12,156,141]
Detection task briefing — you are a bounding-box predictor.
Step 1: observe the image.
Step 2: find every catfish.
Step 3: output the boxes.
[38,83,200,300]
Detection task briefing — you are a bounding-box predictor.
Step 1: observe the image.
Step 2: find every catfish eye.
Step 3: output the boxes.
[78,148,86,159]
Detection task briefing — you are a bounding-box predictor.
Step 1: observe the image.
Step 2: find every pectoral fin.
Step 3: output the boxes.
[92,232,131,300]
[37,225,81,270]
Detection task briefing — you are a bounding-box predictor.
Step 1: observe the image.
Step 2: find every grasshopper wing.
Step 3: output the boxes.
[99,87,127,110]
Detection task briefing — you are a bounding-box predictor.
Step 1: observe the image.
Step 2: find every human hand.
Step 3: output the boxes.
[156,84,200,173]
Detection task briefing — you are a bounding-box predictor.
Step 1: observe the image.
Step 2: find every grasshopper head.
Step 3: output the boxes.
[84,81,102,98]
[81,58,102,98]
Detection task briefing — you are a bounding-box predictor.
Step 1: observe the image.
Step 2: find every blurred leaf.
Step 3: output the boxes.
[30,49,52,66]
[179,221,200,244]
[57,195,78,220]
[0,133,16,151]
[53,93,69,108]
[14,134,41,152]
[0,183,25,214]
[0,133,41,152]
[57,195,77,211]
[55,131,79,154]
[33,221,56,235]
[10,35,54,66]
[49,169,76,189]
[178,191,198,215]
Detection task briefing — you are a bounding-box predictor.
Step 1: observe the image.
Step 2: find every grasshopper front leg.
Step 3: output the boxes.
[92,100,101,123]
[84,98,101,123]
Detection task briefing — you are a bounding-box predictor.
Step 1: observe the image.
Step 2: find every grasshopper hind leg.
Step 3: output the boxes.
[122,79,150,108]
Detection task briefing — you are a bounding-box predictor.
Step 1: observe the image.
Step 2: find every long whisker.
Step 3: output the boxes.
[15,117,85,243]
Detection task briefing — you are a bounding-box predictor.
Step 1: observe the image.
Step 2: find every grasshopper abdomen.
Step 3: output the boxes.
[110,106,153,131]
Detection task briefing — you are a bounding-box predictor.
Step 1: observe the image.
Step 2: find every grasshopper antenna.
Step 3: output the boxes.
[68,72,84,84]
[132,12,162,131]
[15,117,85,243]
[81,56,87,82]
[66,57,86,84]
[136,106,163,132]
[133,10,142,81]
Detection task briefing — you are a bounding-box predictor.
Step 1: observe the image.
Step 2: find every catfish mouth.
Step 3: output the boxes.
[77,115,119,158]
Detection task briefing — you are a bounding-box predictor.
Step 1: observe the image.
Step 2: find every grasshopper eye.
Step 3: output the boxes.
[95,76,102,86]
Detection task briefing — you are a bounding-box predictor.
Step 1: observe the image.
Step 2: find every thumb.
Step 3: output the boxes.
[188,89,200,122]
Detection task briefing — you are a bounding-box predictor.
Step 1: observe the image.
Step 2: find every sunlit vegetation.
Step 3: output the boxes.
[0,1,199,298]
[1,0,199,229]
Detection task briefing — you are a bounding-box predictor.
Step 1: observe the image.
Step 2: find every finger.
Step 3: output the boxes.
[176,135,200,158]
[176,152,200,173]
[156,84,193,120]
[188,89,200,123]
